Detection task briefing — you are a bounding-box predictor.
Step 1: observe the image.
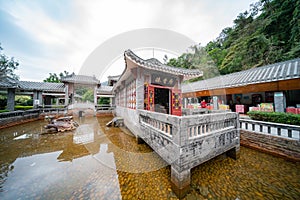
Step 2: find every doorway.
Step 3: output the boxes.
[154,88,170,114]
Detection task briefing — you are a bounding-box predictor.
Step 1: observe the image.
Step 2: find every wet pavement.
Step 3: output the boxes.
[0,116,299,199]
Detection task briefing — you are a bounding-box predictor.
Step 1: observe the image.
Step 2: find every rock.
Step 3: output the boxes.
[199,186,209,197]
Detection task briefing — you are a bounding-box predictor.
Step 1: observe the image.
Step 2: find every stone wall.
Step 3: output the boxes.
[0,114,41,129]
[178,129,239,171]
[127,109,241,169]
[115,106,140,137]
[240,130,300,161]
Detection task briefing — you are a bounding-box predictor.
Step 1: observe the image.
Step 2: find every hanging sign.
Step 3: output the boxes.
[151,74,177,87]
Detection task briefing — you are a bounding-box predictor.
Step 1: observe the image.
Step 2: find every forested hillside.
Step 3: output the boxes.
[168,0,300,78]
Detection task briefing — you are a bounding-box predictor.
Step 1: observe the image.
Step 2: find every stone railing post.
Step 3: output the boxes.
[7,88,15,111]
[170,117,191,198]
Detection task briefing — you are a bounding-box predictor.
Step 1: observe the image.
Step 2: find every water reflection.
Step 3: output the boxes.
[93,144,117,170]
[73,124,95,144]
[13,133,34,140]
[0,116,299,199]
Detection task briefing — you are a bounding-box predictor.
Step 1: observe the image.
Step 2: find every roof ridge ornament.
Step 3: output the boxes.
[124,49,203,81]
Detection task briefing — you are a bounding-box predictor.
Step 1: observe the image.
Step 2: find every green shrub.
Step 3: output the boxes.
[0,110,9,113]
[247,111,300,126]
[14,105,34,110]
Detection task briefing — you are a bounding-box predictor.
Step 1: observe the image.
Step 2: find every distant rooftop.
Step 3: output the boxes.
[0,76,19,88]
[107,75,120,80]
[18,81,65,92]
[61,73,100,85]
[182,58,300,93]
[107,75,120,86]
[97,85,113,95]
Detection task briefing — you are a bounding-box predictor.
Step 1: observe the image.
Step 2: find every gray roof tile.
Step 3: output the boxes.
[61,74,100,85]
[183,58,300,93]
[0,76,19,88]
[18,81,65,92]
[97,85,113,95]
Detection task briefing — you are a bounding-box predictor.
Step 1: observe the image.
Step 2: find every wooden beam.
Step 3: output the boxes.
[278,79,300,91]
[182,79,300,97]
[226,82,279,94]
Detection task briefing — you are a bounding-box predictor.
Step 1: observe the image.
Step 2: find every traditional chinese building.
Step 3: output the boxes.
[114,49,202,117]
[113,50,240,198]
[61,73,100,105]
[0,77,65,111]
[0,74,101,111]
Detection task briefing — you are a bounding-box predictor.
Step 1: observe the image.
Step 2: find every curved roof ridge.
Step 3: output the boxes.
[61,73,100,84]
[124,49,203,80]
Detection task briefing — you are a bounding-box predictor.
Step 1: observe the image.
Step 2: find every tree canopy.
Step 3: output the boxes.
[168,0,300,77]
[167,45,220,82]
[0,44,19,80]
[43,70,70,83]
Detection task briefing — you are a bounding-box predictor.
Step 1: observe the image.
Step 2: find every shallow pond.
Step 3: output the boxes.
[0,116,299,199]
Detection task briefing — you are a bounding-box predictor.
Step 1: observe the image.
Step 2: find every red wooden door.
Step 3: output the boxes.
[148,85,155,111]
[171,89,182,116]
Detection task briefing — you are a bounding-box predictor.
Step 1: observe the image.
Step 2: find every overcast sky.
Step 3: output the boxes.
[0,0,256,82]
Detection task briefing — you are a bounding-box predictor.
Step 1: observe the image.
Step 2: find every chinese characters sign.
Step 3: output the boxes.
[151,74,177,87]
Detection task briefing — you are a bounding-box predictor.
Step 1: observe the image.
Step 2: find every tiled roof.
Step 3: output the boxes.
[182,58,300,93]
[97,85,113,95]
[0,76,19,88]
[107,75,120,81]
[18,81,65,92]
[61,74,100,85]
[125,49,203,80]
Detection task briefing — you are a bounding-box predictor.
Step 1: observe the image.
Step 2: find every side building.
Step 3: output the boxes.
[182,58,300,113]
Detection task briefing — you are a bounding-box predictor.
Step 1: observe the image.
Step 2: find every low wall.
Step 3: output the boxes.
[115,106,140,137]
[240,118,300,140]
[0,108,67,129]
[240,118,300,161]
[0,114,43,129]
[241,130,300,161]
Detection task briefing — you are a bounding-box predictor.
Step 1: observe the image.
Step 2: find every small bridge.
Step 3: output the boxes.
[116,108,240,198]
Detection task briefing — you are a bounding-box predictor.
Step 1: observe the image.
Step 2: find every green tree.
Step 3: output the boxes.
[43,70,70,82]
[82,89,94,102]
[98,97,110,105]
[15,95,32,106]
[167,45,219,81]
[205,0,299,74]
[0,44,19,80]
[43,73,60,83]
[75,85,89,96]
[287,0,300,58]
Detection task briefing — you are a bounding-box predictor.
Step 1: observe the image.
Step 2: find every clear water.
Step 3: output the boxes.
[0,116,299,199]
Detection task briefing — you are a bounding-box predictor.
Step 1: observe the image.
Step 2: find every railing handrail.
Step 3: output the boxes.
[0,107,68,119]
[95,104,115,107]
[95,104,116,110]
[139,109,239,141]
[138,110,238,125]
[0,110,24,118]
[240,118,300,131]
[139,110,174,138]
[240,118,300,140]
[38,105,67,109]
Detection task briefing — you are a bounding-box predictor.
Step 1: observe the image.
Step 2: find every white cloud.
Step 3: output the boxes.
[2,0,255,81]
